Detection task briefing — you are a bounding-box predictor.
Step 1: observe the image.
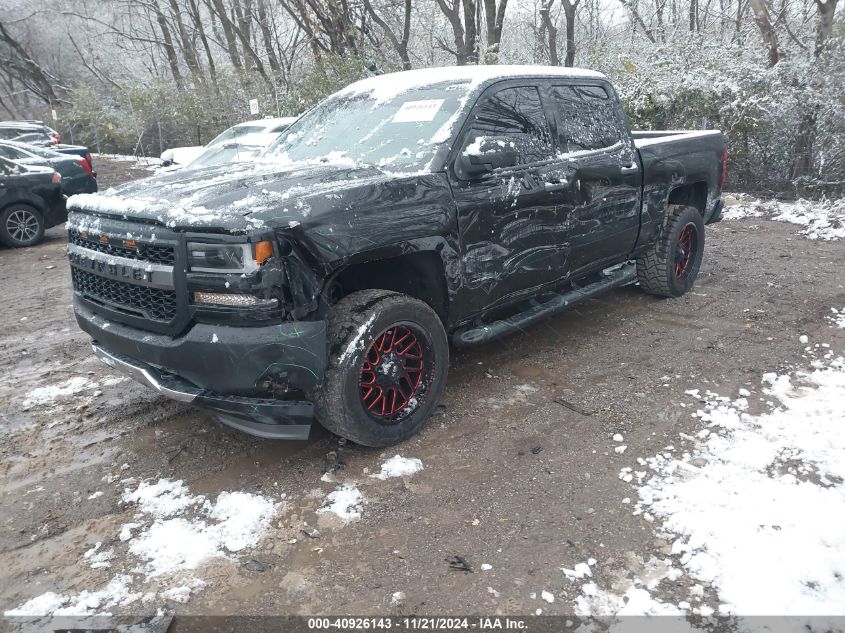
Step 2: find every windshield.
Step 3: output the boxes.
[207,124,266,147]
[263,81,472,173]
[185,143,262,169]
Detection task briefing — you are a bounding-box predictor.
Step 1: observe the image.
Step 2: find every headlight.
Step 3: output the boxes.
[187,241,273,273]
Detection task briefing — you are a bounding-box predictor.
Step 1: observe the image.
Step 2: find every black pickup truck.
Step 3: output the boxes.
[66,66,726,446]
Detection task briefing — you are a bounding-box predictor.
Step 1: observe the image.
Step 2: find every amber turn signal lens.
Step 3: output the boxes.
[253,241,273,265]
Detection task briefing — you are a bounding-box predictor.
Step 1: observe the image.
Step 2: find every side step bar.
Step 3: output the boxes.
[451,262,638,346]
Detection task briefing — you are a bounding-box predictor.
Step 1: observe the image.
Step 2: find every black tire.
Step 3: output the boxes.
[636,205,705,297]
[0,204,45,247]
[312,289,449,447]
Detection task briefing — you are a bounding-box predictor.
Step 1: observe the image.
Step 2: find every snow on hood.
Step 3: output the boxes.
[67,155,386,233]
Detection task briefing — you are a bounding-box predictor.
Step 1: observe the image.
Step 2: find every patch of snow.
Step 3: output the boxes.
[338,314,376,364]
[562,562,593,581]
[371,455,423,480]
[829,307,845,329]
[3,575,141,616]
[128,489,277,577]
[541,590,555,603]
[572,558,684,617]
[722,196,845,241]
[83,542,113,569]
[631,358,845,615]
[122,478,201,518]
[317,484,363,523]
[22,376,96,408]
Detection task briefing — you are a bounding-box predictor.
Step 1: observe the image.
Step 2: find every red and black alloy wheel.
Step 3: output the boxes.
[313,289,449,446]
[674,224,698,280]
[359,323,429,422]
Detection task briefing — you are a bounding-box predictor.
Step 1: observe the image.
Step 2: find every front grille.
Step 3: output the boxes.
[72,268,177,322]
[68,230,175,265]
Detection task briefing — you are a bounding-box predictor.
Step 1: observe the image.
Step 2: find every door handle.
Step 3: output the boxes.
[620,163,639,174]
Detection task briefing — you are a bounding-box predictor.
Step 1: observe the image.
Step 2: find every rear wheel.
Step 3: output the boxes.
[0,204,45,247]
[636,205,704,297]
[313,290,449,447]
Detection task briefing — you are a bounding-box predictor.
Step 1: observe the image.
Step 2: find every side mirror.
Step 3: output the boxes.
[460,136,519,178]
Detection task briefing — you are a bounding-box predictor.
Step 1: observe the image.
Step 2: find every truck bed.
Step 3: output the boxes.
[633,129,725,225]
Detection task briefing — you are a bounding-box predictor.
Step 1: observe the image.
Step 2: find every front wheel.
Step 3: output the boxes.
[312,290,449,447]
[636,205,705,297]
[0,205,45,247]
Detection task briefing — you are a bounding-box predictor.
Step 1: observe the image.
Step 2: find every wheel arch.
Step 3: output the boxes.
[0,196,46,215]
[329,248,451,326]
[667,182,708,216]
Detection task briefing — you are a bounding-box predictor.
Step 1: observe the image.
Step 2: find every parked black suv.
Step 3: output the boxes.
[0,157,65,247]
[67,66,726,445]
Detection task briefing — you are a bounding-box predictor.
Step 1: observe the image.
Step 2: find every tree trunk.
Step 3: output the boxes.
[153,4,185,89]
[167,0,204,86]
[207,0,244,70]
[463,0,479,63]
[539,0,559,65]
[186,0,218,83]
[790,109,816,179]
[814,0,838,57]
[748,0,779,66]
[482,0,508,63]
[363,0,412,69]
[562,0,579,66]
[435,0,469,65]
[257,0,282,75]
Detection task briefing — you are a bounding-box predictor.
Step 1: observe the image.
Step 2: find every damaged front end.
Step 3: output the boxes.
[68,212,329,439]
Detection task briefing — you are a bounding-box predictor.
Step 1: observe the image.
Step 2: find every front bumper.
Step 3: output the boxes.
[76,299,327,439]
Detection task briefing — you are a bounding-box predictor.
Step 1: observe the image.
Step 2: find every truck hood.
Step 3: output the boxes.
[67,158,390,233]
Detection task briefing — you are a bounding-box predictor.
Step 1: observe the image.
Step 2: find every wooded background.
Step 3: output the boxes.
[0,0,842,195]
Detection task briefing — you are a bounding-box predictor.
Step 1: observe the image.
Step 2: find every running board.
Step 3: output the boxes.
[451,262,637,346]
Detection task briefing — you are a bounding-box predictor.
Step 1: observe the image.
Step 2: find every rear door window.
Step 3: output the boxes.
[551,85,626,154]
[464,85,553,165]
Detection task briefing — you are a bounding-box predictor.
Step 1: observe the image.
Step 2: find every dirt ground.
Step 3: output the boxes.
[0,157,843,620]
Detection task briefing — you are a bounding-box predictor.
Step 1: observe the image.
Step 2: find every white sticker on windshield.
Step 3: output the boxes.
[392,99,444,123]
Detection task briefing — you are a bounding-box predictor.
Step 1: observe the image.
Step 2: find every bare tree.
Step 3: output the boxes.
[748,0,779,66]
[539,0,560,65]
[0,19,62,104]
[482,0,508,63]
[364,0,413,69]
[813,0,839,56]
[435,0,478,65]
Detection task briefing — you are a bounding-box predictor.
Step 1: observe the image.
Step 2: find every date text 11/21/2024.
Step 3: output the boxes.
[306,617,529,630]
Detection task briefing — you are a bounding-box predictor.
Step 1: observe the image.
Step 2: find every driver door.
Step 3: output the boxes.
[449,82,572,318]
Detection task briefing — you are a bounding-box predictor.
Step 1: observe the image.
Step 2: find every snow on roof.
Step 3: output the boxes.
[339,65,607,104]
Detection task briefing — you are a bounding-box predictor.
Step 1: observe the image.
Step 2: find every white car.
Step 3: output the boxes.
[160,117,297,167]
[182,133,281,170]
